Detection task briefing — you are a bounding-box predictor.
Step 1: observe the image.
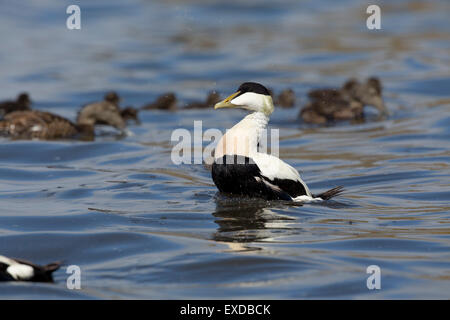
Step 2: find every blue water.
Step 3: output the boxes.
[0,0,449,299]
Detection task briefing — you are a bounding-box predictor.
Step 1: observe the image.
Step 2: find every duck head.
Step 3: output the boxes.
[17,93,31,110]
[345,77,388,117]
[104,91,121,105]
[214,82,274,116]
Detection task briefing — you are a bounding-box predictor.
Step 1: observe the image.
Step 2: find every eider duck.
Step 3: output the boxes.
[184,91,221,109]
[274,88,296,108]
[0,102,125,140]
[212,82,343,202]
[92,92,140,124]
[120,106,140,124]
[0,255,60,282]
[104,91,120,105]
[0,93,31,118]
[299,77,387,124]
[141,92,178,111]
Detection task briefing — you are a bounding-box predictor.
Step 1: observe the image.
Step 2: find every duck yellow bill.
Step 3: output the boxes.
[214,91,240,109]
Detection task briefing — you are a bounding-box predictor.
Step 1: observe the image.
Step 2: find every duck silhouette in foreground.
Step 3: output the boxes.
[0,255,60,282]
[299,77,387,124]
[0,101,126,140]
[0,93,32,118]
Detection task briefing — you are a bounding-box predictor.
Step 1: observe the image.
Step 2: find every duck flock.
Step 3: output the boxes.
[0,77,386,282]
[0,76,386,141]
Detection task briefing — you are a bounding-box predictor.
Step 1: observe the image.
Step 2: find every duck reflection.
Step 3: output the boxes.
[211,196,298,251]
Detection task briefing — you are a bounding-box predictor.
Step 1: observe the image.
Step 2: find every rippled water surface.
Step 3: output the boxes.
[0,0,449,299]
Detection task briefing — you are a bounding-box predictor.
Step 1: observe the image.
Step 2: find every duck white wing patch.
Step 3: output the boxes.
[30,125,42,132]
[7,264,35,280]
[0,255,18,266]
[251,153,300,180]
[251,153,312,197]
[0,255,35,280]
[293,195,322,203]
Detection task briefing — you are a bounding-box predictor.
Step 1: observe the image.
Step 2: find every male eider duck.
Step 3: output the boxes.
[0,102,126,140]
[0,93,31,118]
[212,82,343,202]
[0,255,60,282]
[299,77,387,124]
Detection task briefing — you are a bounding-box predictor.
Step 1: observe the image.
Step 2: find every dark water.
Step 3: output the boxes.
[0,0,449,299]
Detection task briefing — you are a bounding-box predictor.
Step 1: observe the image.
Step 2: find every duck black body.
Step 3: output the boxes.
[0,255,60,282]
[212,155,306,201]
[212,82,343,202]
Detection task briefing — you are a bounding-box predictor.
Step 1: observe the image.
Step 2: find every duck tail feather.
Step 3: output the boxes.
[44,261,62,274]
[314,186,345,200]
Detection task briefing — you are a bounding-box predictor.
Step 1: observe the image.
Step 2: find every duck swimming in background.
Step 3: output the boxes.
[92,92,140,124]
[120,106,140,124]
[299,77,387,124]
[274,88,296,108]
[0,255,60,282]
[212,82,343,202]
[141,92,178,111]
[267,88,296,108]
[0,93,31,118]
[0,101,126,140]
[184,91,221,109]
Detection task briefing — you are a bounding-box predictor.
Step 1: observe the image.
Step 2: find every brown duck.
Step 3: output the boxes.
[184,91,221,109]
[274,88,296,108]
[95,92,140,124]
[0,102,126,140]
[141,92,178,111]
[267,88,296,108]
[0,93,31,117]
[299,77,387,124]
[120,106,140,124]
